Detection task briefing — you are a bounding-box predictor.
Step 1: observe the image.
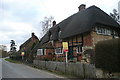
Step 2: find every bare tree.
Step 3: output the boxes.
[110,9,120,24]
[41,16,54,36]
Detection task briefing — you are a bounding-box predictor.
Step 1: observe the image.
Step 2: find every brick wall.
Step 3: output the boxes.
[91,31,113,48]
[45,49,54,55]
[43,30,115,62]
[83,32,93,46]
[54,41,62,48]
[82,31,113,51]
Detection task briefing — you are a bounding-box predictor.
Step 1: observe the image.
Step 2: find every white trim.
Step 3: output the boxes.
[55,48,63,54]
[37,49,46,55]
[76,46,82,53]
[59,31,62,38]
[95,26,112,36]
[37,49,42,55]
[44,49,46,55]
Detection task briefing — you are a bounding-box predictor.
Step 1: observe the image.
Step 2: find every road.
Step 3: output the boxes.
[1,58,64,78]
[0,59,2,79]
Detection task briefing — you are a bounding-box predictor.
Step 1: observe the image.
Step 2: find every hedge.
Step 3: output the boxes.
[95,38,120,72]
[10,52,22,60]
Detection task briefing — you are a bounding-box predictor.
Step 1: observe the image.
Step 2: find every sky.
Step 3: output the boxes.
[0,0,120,51]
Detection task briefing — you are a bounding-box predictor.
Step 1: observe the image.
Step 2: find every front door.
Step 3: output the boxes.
[68,46,74,60]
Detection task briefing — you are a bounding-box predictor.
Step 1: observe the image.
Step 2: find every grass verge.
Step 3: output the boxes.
[47,70,78,78]
[5,58,22,64]
[28,64,78,78]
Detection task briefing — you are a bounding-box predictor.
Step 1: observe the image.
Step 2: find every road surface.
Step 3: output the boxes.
[1,58,64,78]
[0,58,2,79]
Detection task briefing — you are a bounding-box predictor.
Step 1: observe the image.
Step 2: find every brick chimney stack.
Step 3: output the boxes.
[52,21,56,27]
[31,32,35,37]
[78,4,86,11]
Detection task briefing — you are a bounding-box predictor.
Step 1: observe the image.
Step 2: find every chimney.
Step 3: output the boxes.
[78,4,86,11]
[52,21,56,27]
[31,32,35,37]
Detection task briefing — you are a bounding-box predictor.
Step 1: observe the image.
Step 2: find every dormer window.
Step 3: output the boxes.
[59,31,62,38]
[50,35,53,40]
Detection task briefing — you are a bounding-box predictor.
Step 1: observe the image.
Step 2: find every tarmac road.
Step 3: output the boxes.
[0,58,2,79]
[1,58,63,79]
[1,58,99,80]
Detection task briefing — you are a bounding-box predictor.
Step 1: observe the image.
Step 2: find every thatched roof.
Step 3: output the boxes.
[60,5,120,38]
[32,5,120,53]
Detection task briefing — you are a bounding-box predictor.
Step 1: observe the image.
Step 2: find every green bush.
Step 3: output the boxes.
[95,38,120,72]
[10,52,22,60]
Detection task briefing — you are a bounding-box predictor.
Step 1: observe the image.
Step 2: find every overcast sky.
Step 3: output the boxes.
[0,0,120,51]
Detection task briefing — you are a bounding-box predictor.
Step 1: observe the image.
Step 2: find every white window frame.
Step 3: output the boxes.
[59,31,62,38]
[76,46,82,53]
[113,30,119,38]
[55,47,63,54]
[96,26,102,34]
[96,26,112,36]
[106,28,111,35]
[44,49,46,55]
[37,49,46,55]
[50,35,53,40]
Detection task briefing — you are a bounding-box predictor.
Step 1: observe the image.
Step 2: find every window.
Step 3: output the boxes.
[96,26,102,34]
[106,28,111,35]
[76,46,82,53]
[50,35,53,40]
[37,49,46,55]
[113,30,118,36]
[55,47,63,54]
[59,31,62,38]
[101,28,104,34]
[96,26,112,35]
[113,30,119,38]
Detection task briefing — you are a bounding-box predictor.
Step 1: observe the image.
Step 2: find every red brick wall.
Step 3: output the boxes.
[54,41,62,48]
[45,49,54,55]
[83,32,93,46]
[35,49,54,60]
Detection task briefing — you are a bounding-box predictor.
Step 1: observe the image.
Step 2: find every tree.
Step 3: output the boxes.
[41,16,54,36]
[0,45,8,58]
[0,45,7,51]
[110,9,120,24]
[10,40,17,52]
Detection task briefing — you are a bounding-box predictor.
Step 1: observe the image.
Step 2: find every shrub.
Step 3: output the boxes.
[10,52,22,60]
[95,38,120,72]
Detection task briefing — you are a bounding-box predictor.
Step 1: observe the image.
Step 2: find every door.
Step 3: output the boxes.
[68,46,74,60]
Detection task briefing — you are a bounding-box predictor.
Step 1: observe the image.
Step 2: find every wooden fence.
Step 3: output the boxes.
[33,60,96,78]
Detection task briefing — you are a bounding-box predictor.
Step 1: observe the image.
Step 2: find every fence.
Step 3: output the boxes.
[33,60,96,78]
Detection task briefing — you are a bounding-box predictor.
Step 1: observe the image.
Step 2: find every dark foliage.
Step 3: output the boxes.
[10,54,22,60]
[95,38,120,72]
[1,50,8,58]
